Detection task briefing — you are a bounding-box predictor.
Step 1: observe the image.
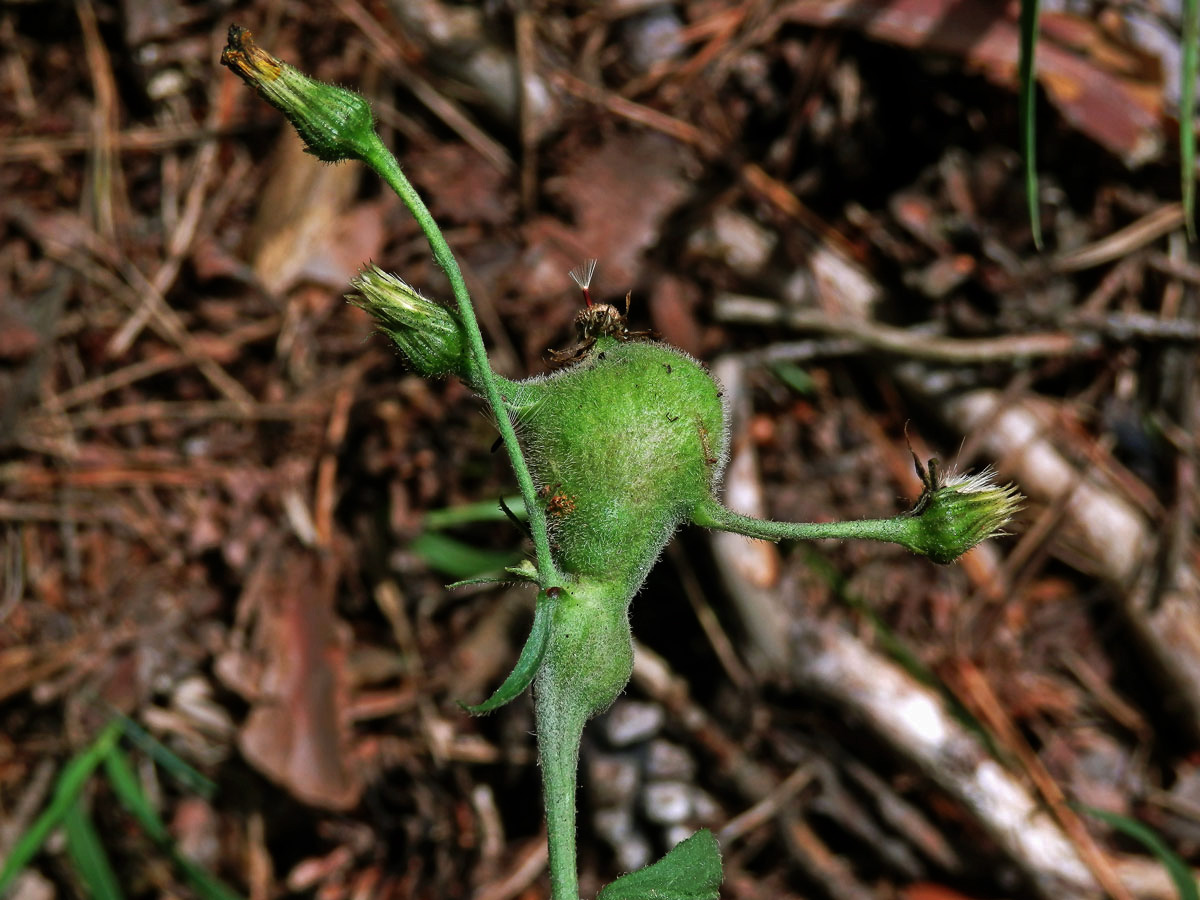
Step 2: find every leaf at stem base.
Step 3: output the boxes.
[596,829,723,900]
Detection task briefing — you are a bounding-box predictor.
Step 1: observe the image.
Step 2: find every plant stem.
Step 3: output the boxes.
[361,138,561,588]
[693,497,916,547]
[536,694,585,900]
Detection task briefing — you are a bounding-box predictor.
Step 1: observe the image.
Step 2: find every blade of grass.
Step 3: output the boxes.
[107,708,215,798]
[1183,0,1198,240]
[410,530,523,578]
[0,722,121,894]
[63,796,126,900]
[1018,0,1043,249]
[1077,805,1198,900]
[103,747,245,900]
[424,495,525,529]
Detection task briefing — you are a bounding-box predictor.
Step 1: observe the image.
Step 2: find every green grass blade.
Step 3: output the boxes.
[1183,0,1198,240]
[102,746,169,843]
[1078,804,1198,900]
[1018,0,1043,249]
[0,722,121,894]
[108,708,215,798]
[103,747,245,900]
[424,496,525,529]
[410,530,523,578]
[63,797,126,900]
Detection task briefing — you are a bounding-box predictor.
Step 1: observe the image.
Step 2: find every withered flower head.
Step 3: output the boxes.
[221,24,377,163]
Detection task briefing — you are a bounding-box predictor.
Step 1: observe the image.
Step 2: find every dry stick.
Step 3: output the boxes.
[107,117,221,355]
[953,660,1135,900]
[0,124,250,162]
[76,0,124,242]
[667,541,755,692]
[717,764,815,844]
[32,400,325,431]
[54,317,281,410]
[333,0,513,174]
[1051,203,1185,273]
[629,644,876,900]
[14,211,254,409]
[514,0,539,214]
[472,837,550,900]
[717,294,1094,362]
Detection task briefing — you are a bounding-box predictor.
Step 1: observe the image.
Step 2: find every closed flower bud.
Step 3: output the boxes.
[350,266,472,379]
[221,25,377,163]
[903,467,1022,564]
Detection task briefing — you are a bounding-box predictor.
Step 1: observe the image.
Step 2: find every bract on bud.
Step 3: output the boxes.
[902,467,1022,564]
[350,266,473,379]
[221,25,377,163]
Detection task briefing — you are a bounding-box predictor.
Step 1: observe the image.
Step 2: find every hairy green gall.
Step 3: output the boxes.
[505,335,727,594]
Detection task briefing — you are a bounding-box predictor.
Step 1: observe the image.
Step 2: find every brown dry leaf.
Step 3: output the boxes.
[784,0,1163,167]
[215,542,361,810]
[407,143,516,226]
[542,132,692,289]
[246,132,384,295]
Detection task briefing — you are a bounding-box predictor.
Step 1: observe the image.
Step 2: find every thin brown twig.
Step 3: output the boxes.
[108,73,231,355]
[9,205,254,409]
[1051,203,1185,273]
[333,0,514,174]
[953,660,1136,900]
[25,399,326,432]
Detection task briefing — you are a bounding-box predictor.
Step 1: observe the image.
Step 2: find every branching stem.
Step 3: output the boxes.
[360,139,561,588]
[693,497,916,546]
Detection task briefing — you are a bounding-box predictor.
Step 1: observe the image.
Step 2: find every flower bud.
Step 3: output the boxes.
[221,25,377,163]
[350,266,472,379]
[903,467,1022,564]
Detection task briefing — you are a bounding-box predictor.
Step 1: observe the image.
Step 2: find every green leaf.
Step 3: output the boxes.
[424,496,526,529]
[409,531,522,578]
[1077,805,1198,900]
[103,747,245,900]
[769,362,815,396]
[0,722,121,895]
[108,709,215,798]
[102,746,170,843]
[596,829,723,900]
[1183,0,1198,240]
[63,796,126,900]
[1018,0,1043,249]
[460,587,558,715]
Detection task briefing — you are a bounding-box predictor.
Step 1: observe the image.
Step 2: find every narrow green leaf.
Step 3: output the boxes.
[596,829,723,900]
[0,722,121,894]
[102,747,169,843]
[1078,805,1198,900]
[424,496,526,529]
[1183,0,1198,240]
[409,531,522,578]
[63,796,126,900]
[460,587,558,715]
[108,708,215,798]
[1018,0,1043,249]
[769,362,815,396]
[103,748,245,900]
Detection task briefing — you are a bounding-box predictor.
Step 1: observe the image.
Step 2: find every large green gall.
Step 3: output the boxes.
[504,334,728,596]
